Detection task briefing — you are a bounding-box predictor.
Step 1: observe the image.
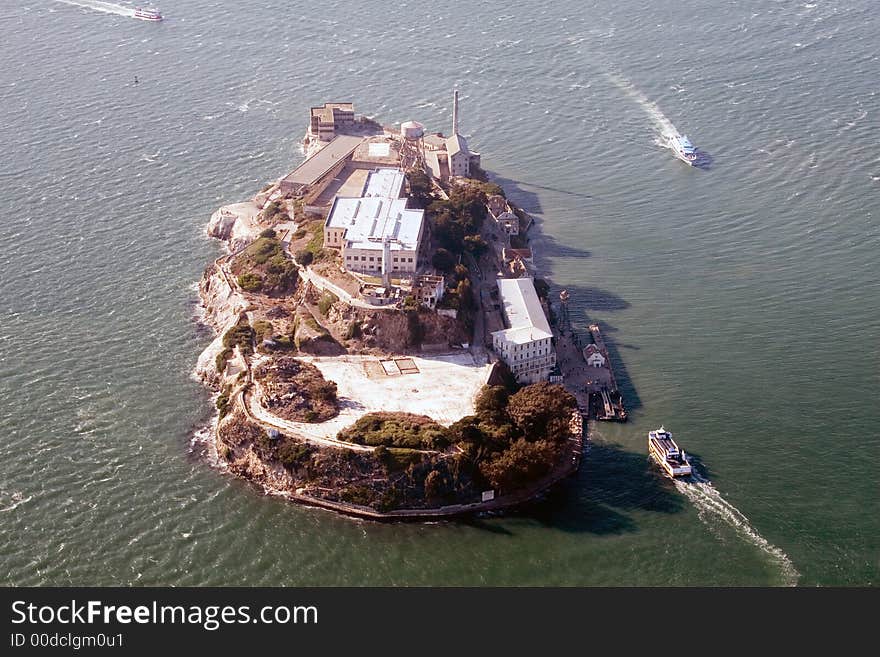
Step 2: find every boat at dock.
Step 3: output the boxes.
[134,7,163,21]
[648,427,692,478]
[667,133,697,165]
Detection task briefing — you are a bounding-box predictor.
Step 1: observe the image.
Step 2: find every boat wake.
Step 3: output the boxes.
[53,0,135,18]
[674,471,800,586]
[606,72,680,141]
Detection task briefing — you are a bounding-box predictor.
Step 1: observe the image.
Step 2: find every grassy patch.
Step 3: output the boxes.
[338,412,451,450]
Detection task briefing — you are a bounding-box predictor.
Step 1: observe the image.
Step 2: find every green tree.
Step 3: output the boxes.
[424,469,443,501]
[475,385,509,421]
[431,248,456,272]
[480,438,558,491]
[237,273,262,292]
[407,170,434,209]
[507,383,576,442]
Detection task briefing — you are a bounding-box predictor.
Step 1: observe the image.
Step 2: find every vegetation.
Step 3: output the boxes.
[253,357,339,423]
[230,237,298,295]
[317,291,338,317]
[448,382,577,494]
[223,317,255,356]
[406,170,434,209]
[295,249,314,266]
[431,247,457,273]
[260,201,289,224]
[427,185,488,257]
[237,273,262,292]
[305,222,324,256]
[338,412,451,450]
[215,385,232,419]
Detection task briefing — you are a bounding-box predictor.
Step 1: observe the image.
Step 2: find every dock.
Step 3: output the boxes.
[553,297,627,422]
[586,324,627,422]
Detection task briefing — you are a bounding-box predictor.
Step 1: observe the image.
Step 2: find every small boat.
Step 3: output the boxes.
[648,426,692,478]
[134,7,163,21]
[667,133,697,165]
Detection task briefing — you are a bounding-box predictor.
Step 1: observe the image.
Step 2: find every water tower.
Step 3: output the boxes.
[399,120,425,171]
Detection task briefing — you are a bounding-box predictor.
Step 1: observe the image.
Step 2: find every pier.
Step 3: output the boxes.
[554,291,627,422]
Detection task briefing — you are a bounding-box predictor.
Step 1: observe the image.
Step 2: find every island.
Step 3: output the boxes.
[194,95,586,519]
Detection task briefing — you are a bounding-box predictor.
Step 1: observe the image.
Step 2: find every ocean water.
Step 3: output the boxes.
[0,0,877,586]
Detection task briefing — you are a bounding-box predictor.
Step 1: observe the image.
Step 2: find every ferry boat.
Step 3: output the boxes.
[134,7,163,21]
[648,427,692,478]
[667,133,697,165]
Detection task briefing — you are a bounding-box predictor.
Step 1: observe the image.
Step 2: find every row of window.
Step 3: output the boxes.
[344,254,414,263]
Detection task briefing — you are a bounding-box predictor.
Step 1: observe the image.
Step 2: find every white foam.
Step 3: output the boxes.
[53,0,135,18]
[674,470,800,586]
[606,72,683,147]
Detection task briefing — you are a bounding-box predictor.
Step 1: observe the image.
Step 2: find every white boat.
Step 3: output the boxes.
[134,7,163,21]
[648,426,692,478]
[667,133,697,165]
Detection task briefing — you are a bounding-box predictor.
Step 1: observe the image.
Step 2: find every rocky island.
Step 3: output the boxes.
[195,97,584,519]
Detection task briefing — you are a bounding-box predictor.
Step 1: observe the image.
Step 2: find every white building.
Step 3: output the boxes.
[584,345,606,368]
[324,168,425,277]
[491,277,556,384]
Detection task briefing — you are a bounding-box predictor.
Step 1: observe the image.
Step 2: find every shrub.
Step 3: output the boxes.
[216,389,231,419]
[215,347,233,373]
[276,441,312,469]
[222,318,255,356]
[431,248,456,272]
[237,273,262,292]
[260,228,277,239]
[338,413,451,450]
[295,249,313,266]
[345,322,362,340]
[317,292,337,317]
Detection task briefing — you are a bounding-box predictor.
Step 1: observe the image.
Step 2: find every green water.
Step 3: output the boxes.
[0,0,877,586]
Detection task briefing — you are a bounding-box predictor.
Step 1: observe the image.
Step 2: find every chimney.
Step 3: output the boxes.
[452,89,459,136]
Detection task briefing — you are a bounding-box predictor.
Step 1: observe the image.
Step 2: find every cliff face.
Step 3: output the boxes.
[195,264,248,389]
[206,202,263,254]
[196,203,263,389]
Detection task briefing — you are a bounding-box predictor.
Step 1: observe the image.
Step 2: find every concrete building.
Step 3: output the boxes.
[487,194,519,236]
[323,168,426,277]
[424,91,481,181]
[491,277,556,384]
[309,102,355,142]
[278,134,364,199]
[412,274,445,308]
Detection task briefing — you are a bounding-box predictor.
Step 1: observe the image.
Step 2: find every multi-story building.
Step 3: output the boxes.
[308,102,355,142]
[323,168,425,277]
[491,277,556,384]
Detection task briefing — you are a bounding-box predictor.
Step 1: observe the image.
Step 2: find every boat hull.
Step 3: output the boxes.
[648,439,692,478]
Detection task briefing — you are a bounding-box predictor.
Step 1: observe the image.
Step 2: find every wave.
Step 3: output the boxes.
[53,0,135,18]
[674,471,800,586]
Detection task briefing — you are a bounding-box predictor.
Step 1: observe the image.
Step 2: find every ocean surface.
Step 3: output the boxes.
[1,0,877,586]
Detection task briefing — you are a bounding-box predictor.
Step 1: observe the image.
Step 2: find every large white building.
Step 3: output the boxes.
[324,168,425,277]
[491,277,556,384]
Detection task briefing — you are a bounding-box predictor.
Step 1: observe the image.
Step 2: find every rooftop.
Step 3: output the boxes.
[326,196,424,251]
[310,102,354,122]
[281,135,364,188]
[447,133,469,157]
[362,167,405,199]
[492,277,553,344]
